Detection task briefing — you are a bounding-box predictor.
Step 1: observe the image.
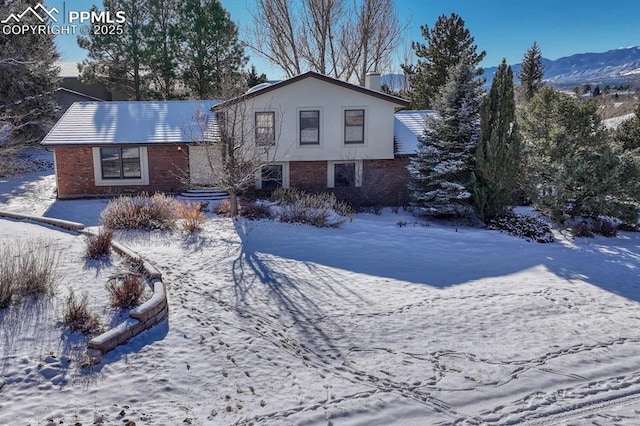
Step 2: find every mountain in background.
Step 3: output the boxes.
[483,46,640,88]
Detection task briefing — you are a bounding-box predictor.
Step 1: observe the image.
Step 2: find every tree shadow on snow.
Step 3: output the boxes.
[231,216,640,304]
[232,220,360,354]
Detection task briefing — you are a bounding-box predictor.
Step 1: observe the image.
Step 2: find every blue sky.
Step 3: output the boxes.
[43,0,640,79]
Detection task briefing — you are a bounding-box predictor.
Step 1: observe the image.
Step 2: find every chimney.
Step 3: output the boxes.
[365,72,381,92]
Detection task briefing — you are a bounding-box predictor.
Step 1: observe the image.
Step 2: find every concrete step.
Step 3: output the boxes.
[179,189,229,201]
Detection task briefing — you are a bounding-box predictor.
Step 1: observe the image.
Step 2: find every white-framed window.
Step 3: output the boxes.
[344,109,365,144]
[299,110,320,145]
[328,160,362,188]
[256,162,289,189]
[255,111,275,145]
[92,146,149,186]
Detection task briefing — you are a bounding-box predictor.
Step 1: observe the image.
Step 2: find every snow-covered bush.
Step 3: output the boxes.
[106,273,146,309]
[271,188,353,228]
[0,239,60,308]
[214,199,272,220]
[101,193,179,230]
[568,216,619,238]
[177,202,206,233]
[592,217,618,237]
[242,201,271,220]
[62,288,102,336]
[569,221,593,238]
[488,212,554,243]
[84,229,113,259]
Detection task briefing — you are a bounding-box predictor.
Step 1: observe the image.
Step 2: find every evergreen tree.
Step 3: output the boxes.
[403,13,485,110]
[246,65,268,89]
[78,0,149,100]
[615,105,640,152]
[517,42,545,102]
[520,88,638,223]
[0,0,60,145]
[408,55,483,217]
[473,59,521,222]
[179,0,247,99]
[144,0,181,99]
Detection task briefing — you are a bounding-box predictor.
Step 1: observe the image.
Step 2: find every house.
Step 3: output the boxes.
[55,62,131,112]
[41,100,217,198]
[42,71,425,205]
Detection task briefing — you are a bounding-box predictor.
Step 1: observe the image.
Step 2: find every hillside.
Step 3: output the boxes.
[484,46,640,88]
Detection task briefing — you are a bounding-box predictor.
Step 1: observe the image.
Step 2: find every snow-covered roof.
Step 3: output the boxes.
[393,110,435,155]
[41,100,220,146]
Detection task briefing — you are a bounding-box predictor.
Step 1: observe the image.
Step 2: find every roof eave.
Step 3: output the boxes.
[212,71,410,111]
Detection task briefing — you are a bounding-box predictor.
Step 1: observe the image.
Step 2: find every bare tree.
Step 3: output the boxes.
[185,95,283,217]
[349,0,404,85]
[250,0,302,77]
[248,0,405,84]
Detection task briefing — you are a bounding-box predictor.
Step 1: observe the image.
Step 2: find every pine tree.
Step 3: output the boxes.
[520,88,638,223]
[473,59,521,222]
[517,42,545,103]
[246,65,268,89]
[144,0,181,99]
[78,0,149,100]
[404,13,486,110]
[0,0,60,145]
[615,105,640,152]
[408,56,483,217]
[179,0,247,99]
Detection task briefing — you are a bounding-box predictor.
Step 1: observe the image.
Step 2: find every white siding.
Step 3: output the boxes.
[238,78,399,162]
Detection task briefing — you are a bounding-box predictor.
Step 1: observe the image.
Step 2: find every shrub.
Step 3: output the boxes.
[214,199,240,216]
[593,217,618,237]
[106,273,146,309]
[570,221,594,238]
[177,202,206,232]
[488,212,554,243]
[0,265,15,308]
[214,199,272,220]
[0,239,60,308]
[62,289,102,335]
[101,193,179,230]
[242,201,271,220]
[568,217,620,238]
[271,188,354,228]
[84,229,113,259]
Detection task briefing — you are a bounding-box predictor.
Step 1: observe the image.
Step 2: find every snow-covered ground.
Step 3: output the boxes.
[604,112,635,129]
[2,153,640,425]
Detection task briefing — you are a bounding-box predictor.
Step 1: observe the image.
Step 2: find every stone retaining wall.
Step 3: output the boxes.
[0,211,168,355]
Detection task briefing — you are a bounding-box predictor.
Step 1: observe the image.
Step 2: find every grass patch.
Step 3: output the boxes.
[84,228,113,259]
[0,238,59,308]
[106,273,146,309]
[62,288,103,336]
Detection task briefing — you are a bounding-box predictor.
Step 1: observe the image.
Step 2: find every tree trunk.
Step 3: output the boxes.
[229,191,238,217]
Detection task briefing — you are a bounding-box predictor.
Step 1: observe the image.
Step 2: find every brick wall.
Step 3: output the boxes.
[289,161,327,193]
[54,145,189,198]
[288,158,410,207]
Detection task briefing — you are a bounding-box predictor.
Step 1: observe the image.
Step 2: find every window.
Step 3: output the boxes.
[328,161,362,188]
[255,111,275,145]
[92,147,149,186]
[344,109,364,144]
[334,162,356,187]
[261,164,283,189]
[100,147,142,179]
[299,110,319,145]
